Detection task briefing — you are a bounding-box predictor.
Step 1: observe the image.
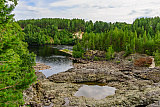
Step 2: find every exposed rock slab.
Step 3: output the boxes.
[24,52,160,107]
[46,61,160,106]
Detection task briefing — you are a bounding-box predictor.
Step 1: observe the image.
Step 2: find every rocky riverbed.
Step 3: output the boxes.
[34,63,51,71]
[23,52,160,107]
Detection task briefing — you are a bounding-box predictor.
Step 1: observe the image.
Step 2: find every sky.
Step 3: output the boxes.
[13,0,160,24]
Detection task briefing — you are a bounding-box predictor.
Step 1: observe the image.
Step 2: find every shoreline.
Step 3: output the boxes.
[59,49,72,56]
[33,63,51,71]
[24,53,160,107]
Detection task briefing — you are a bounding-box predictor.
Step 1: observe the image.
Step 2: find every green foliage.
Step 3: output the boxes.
[63,49,70,52]
[129,59,132,61]
[23,24,53,45]
[16,16,160,61]
[0,0,18,24]
[0,1,36,106]
[72,42,84,58]
[0,22,37,107]
[94,56,98,61]
[17,16,160,48]
[17,18,86,45]
[106,45,114,60]
[116,61,120,64]
[54,35,60,45]
[87,56,90,60]
[153,50,160,66]
[123,44,132,57]
[75,17,160,59]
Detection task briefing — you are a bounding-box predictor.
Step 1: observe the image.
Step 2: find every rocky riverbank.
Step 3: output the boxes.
[23,52,160,107]
[47,61,160,107]
[59,49,72,56]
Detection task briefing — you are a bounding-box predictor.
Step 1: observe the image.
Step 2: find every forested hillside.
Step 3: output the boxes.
[0,0,36,106]
[72,17,160,66]
[17,19,130,45]
[17,17,160,65]
[17,18,86,45]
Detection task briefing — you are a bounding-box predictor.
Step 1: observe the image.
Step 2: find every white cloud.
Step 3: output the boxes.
[13,0,160,23]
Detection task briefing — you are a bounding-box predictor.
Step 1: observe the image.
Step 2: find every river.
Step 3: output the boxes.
[28,45,73,77]
[28,45,116,103]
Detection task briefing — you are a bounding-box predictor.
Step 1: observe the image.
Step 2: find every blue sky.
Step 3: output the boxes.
[13,0,160,23]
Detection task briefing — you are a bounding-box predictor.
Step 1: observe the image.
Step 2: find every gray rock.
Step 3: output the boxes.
[35,71,46,81]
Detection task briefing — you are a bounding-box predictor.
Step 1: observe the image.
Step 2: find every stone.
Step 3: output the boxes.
[37,103,43,107]
[30,101,37,107]
[33,63,51,71]
[24,52,160,106]
[35,72,46,81]
[43,101,51,106]
[48,94,55,101]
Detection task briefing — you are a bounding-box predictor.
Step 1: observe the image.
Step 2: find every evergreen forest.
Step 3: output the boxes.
[17,17,160,65]
[1,0,160,106]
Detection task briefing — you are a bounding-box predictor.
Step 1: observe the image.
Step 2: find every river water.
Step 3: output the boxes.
[28,45,116,103]
[28,45,73,77]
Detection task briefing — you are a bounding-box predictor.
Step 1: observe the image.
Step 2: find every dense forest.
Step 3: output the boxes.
[0,0,36,106]
[1,0,160,106]
[72,17,160,65]
[17,17,160,65]
[17,18,86,45]
[17,18,129,45]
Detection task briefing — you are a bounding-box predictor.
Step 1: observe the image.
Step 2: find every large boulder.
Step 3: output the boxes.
[35,71,46,81]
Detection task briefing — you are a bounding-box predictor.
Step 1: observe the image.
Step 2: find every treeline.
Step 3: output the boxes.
[18,17,160,46]
[73,17,160,65]
[132,17,160,36]
[77,27,160,55]
[17,18,86,45]
[21,22,76,45]
[18,18,130,33]
[17,18,130,45]
[18,18,86,32]
[22,23,76,45]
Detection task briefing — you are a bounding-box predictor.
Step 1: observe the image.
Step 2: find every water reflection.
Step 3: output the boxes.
[28,45,73,77]
[74,85,116,100]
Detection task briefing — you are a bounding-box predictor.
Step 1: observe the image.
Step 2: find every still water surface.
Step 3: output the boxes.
[74,85,116,100]
[28,45,73,77]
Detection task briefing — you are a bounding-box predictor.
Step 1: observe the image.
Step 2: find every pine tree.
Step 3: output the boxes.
[0,1,36,106]
[153,50,160,66]
[54,35,60,45]
[0,0,18,24]
[106,45,114,60]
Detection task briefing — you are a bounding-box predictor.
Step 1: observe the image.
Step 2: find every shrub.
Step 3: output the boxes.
[128,59,132,61]
[153,50,160,66]
[106,45,114,60]
[134,57,152,67]
[72,42,84,58]
[123,44,132,57]
[94,56,98,61]
[87,56,90,60]
[63,49,70,52]
[116,61,120,64]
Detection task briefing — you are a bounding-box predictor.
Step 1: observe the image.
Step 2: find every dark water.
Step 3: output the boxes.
[74,85,116,100]
[28,45,73,77]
